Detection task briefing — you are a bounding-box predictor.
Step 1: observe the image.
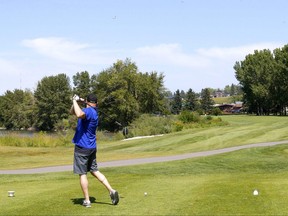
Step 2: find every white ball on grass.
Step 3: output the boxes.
[253,190,259,196]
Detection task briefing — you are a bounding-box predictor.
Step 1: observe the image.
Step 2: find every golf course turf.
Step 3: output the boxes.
[2,115,288,215]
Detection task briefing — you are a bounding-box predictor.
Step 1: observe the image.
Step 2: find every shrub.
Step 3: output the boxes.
[178,111,200,123]
[210,107,222,116]
[128,114,175,137]
[195,109,204,115]
[173,121,184,132]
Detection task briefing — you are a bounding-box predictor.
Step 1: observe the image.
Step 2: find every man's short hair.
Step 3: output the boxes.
[87,93,97,103]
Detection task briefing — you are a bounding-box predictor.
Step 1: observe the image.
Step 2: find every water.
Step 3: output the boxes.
[0,129,36,137]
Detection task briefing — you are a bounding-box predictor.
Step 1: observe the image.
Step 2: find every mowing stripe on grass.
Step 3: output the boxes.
[1,140,288,174]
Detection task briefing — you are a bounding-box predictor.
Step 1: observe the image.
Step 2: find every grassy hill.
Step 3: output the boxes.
[213,96,233,104]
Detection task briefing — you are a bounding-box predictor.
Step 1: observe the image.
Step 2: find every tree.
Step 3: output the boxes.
[234,49,275,115]
[34,74,72,131]
[224,85,231,96]
[88,59,168,131]
[184,88,198,111]
[272,45,288,115]
[72,71,92,97]
[92,59,140,131]
[230,84,236,96]
[137,71,168,114]
[0,89,35,129]
[171,89,182,114]
[200,88,214,113]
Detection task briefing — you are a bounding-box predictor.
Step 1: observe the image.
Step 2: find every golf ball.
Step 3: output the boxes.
[253,190,258,196]
[144,192,147,196]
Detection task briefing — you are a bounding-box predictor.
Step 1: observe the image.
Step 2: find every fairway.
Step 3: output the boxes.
[2,115,288,215]
[2,115,288,170]
[2,143,288,215]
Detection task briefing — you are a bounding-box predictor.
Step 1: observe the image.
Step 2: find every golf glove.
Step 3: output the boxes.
[72,94,80,101]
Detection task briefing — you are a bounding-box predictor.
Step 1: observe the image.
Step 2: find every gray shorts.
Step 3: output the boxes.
[73,145,99,175]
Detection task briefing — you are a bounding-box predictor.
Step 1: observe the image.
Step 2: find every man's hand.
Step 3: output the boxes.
[73,94,80,101]
[71,95,86,119]
[73,94,85,102]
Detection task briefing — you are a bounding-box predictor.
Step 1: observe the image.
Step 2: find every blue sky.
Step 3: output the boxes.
[0,0,287,95]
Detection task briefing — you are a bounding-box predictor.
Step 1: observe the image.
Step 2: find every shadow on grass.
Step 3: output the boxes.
[71,197,113,206]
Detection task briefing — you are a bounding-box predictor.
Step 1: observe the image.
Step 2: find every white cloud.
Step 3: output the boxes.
[21,37,116,65]
[196,42,284,59]
[136,42,284,68]
[136,43,210,68]
[134,42,286,92]
[1,38,285,95]
[21,38,284,73]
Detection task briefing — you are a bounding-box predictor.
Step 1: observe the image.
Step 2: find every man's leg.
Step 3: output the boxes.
[91,170,113,192]
[80,174,90,202]
[91,171,119,205]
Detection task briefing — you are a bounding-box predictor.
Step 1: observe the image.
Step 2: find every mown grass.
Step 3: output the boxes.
[1,115,288,169]
[2,144,288,215]
[213,96,233,104]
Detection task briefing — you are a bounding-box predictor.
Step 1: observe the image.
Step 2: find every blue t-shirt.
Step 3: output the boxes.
[72,107,98,149]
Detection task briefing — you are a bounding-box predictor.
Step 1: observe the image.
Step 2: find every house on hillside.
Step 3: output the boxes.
[213,90,230,98]
[214,102,243,114]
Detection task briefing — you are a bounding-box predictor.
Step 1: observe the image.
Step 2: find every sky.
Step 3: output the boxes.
[0,0,287,95]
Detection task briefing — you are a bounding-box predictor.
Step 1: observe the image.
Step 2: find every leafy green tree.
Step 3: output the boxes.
[200,88,214,113]
[138,71,167,114]
[34,74,72,131]
[234,49,275,115]
[72,71,92,98]
[224,85,231,95]
[272,45,288,115]
[88,59,168,131]
[92,59,140,130]
[0,89,35,129]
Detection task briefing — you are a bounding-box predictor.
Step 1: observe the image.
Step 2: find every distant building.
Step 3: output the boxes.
[214,102,243,114]
[213,90,229,98]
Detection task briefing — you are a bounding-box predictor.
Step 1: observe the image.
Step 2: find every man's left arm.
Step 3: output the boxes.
[72,98,86,119]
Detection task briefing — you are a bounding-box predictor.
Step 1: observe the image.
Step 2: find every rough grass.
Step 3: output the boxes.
[0,131,72,147]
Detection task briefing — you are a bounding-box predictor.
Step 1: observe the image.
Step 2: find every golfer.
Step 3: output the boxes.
[70,93,119,208]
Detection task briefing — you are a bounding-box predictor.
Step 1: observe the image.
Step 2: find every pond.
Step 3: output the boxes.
[0,129,35,137]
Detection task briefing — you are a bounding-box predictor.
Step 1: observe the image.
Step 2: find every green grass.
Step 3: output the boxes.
[0,146,73,169]
[2,115,288,169]
[2,115,288,215]
[213,96,233,104]
[2,144,288,215]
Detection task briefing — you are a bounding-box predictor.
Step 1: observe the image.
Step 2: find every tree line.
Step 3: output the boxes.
[4,40,286,132]
[0,58,234,131]
[234,44,288,115]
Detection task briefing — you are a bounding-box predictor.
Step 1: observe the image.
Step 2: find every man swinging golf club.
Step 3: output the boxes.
[70,93,119,207]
